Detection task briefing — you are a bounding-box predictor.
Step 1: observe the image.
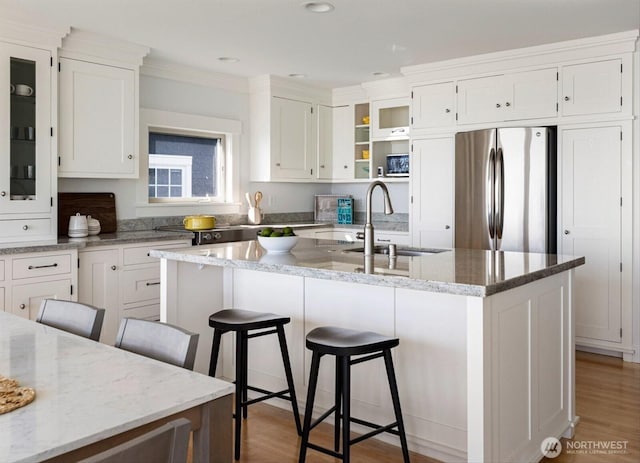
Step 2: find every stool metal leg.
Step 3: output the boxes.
[298,351,321,463]
[241,331,249,419]
[383,350,411,463]
[277,325,302,435]
[234,331,245,460]
[208,328,223,376]
[334,358,342,452]
[340,355,351,463]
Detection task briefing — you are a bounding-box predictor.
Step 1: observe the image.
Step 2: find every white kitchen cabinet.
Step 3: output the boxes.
[370,98,409,140]
[77,247,119,344]
[7,249,78,320]
[411,81,455,130]
[410,136,454,248]
[330,104,353,180]
[560,123,630,346]
[271,96,315,180]
[561,59,624,117]
[316,104,333,180]
[0,259,5,311]
[58,58,137,178]
[0,42,55,242]
[457,68,557,125]
[78,239,190,345]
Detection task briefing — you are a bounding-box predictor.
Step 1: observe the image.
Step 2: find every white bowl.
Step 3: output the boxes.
[257,235,298,253]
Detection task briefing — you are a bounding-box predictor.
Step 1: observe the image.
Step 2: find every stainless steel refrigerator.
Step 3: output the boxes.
[454,127,556,253]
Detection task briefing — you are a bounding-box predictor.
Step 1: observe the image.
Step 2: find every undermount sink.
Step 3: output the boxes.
[343,245,447,257]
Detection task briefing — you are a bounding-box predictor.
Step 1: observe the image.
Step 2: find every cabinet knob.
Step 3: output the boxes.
[564,230,570,235]
[111,265,117,270]
[344,165,348,169]
[496,103,501,108]
[445,225,451,229]
[128,154,133,160]
[505,102,511,107]
[320,164,325,168]
[0,191,6,197]
[564,96,570,101]
[23,225,29,231]
[445,108,451,113]
[275,162,281,167]
[19,304,26,310]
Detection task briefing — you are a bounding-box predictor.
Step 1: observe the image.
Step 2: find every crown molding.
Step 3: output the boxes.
[249,74,331,103]
[60,28,149,67]
[0,10,68,49]
[141,57,249,94]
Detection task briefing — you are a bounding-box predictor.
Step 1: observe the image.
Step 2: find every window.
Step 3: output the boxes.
[148,132,224,202]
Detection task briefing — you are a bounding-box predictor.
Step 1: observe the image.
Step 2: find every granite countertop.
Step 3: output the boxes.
[0,230,193,255]
[151,238,585,297]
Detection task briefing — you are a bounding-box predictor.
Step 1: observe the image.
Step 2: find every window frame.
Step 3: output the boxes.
[136,108,242,216]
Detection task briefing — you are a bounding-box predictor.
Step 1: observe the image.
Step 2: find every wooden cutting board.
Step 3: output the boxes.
[58,193,117,236]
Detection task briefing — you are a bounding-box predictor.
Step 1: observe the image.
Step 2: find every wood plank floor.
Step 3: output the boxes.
[193,351,639,462]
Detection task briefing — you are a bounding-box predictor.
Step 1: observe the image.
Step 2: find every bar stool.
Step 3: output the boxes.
[299,326,410,463]
[208,309,302,460]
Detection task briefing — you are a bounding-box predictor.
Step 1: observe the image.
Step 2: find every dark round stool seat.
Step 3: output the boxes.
[306,326,399,356]
[209,309,290,331]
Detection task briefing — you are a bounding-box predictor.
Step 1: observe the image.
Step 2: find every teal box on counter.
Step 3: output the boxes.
[337,198,353,224]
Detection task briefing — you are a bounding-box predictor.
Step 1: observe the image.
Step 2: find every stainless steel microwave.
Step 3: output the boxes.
[386,154,409,176]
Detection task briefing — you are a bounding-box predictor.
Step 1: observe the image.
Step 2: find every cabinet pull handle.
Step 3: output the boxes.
[496,103,501,108]
[19,304,26,310]
[28,263,58,270]
[128,154,133,159]
[505,102,511,107]
[445,225,451,229]
[23,225,29,231]
[445,108,451,113]
[146,281,161,286]
[0,191,6,197]
[111,265,117,270]
[564,96,570,101]
[564,230,570,235]
[391,128,406,134]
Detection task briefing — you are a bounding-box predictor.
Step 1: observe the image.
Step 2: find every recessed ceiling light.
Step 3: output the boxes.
[304,2,335,13]
[218,57,239,63]
[288,73,306,78]
[372,71,390,77]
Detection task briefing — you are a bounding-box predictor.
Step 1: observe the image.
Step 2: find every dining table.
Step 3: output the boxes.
[0,311,234,463]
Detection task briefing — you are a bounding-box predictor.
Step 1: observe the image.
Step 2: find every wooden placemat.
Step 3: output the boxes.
[0,375,36,414]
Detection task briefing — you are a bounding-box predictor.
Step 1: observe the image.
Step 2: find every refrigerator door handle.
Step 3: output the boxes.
[487,148,496,241]
[495,147,505,241]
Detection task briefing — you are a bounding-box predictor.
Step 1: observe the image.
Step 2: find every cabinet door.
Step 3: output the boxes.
[561,125,622,343]
[331,105,353,179]
[506,67,558,120]
[78,249,120,344]
[456,75,504,124]
[271,96,314,180]
[411,137,454,248]
[59,58,136,178]
[561,59,622,116]
[411,82,455,129]
[370,97,409,139]
[316,104,333,180]
[0,42,52,214]
[11,279,72,320]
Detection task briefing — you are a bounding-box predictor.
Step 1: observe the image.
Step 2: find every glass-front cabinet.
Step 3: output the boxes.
[1,42,51,215]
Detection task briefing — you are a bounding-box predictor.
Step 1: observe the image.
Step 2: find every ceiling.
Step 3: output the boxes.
[2,0,639,88]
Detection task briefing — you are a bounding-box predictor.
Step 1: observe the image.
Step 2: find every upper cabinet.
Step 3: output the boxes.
[411,81,455,130]
[250,75,330,182]
[457,67,558,124]
[370,97,409,139]
[560,59,624,117]
[57,30,149,179]
[318,104,353,180]
[58,58,136,177]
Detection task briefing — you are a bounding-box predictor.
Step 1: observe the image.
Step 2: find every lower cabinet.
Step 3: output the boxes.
[78,239,190,344]
[5,249,78,320]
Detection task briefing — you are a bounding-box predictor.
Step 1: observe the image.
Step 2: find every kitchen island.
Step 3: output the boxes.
[151,238,584,463]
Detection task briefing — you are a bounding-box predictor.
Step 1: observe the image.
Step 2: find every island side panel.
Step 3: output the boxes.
[466,270,575,463]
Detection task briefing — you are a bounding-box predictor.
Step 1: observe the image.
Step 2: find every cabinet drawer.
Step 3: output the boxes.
[121,266,161,304]
[122,303,160,321]
[12,253,72,280]
[0,219,52,241]
[123,241,189,266]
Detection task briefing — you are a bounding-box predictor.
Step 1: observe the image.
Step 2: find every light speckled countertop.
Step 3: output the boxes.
[0,230,193,255]
[151,238,584,297]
